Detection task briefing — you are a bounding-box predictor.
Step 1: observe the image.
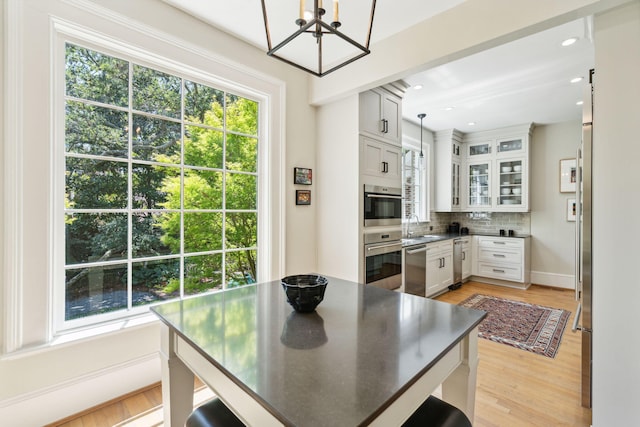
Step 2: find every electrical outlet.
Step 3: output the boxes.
[429,226,433,231]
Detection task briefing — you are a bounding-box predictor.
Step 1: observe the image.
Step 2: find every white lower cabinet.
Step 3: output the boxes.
[460,237,471,280]
[425,240,453,297]
[472,236,531,288]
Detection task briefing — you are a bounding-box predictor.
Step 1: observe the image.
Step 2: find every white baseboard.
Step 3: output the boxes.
[530,271,574,289]
[0,353,161,426]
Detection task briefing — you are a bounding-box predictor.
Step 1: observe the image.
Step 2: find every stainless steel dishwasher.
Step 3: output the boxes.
[404,244,427,297]
[450,238,463,290]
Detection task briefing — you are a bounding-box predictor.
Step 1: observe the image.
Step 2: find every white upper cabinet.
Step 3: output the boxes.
[434,129,463,211]
[359,88,402,146]
[465,140,493,158]
[496,137,526,156]
[466,160,493,210]
[462,123,533,212]
[496,158,526,209]
[360,136,402,182]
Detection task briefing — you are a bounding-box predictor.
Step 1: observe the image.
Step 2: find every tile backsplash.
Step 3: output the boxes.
[406,211,531,237]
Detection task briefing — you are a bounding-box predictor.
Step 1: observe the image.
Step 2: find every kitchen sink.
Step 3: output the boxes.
[403,235,441,246]
[420,235,441,241]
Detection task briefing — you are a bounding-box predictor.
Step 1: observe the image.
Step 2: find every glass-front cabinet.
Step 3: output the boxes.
[466,140,492,158]
[496,158,525,208]
[451,160,461,209]
[462,124,532,212]
[496,137,525,156]
[467,161,492,209]
[434,129,463,212]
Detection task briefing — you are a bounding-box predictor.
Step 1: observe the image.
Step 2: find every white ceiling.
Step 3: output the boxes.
[161,0,594,133]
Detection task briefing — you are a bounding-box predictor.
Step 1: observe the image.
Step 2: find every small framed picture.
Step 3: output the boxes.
[296,190,311,205]
[560,158,576,193]
[294,167,312,185]
[567,198,576,221]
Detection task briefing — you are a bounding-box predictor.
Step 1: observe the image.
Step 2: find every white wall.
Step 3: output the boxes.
[530,121,583,288]
[592,2,640,424]
[316,95,360,281]
[0,0,316,424]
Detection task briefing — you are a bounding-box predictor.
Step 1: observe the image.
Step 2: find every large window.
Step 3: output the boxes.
[402,148,428,221]
[62,43,259,326]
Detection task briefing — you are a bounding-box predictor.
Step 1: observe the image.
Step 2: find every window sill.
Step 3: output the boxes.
[1,312,159,361]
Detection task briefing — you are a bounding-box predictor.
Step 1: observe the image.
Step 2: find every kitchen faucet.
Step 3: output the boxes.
[407,214,420,237]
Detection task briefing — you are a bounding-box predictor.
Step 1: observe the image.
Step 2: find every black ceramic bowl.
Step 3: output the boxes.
[281,274,328,313]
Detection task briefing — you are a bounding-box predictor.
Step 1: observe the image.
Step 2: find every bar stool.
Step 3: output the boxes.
[186,395,470,427]
[185,398,245,427]
[402,396,472,427]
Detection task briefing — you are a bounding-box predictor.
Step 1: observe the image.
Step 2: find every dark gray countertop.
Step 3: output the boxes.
[402,232,530,247]
[151,277,486,427]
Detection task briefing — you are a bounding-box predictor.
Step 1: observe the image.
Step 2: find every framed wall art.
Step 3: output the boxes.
[567,198,577,221]
[559,158,577,193]
[296,190,311,205]
[294,167,312,185]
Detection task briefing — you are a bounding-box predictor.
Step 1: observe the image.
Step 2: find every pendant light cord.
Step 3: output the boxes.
[418,113,426,158]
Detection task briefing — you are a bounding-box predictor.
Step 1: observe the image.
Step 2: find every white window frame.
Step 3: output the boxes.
[402,136,430,223]
[50,24,275,334]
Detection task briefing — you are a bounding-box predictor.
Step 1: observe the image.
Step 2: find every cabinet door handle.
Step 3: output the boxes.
[493,269,505,273]
[493,254,506,258]
[462,251,466,261]
[381,161,388,173]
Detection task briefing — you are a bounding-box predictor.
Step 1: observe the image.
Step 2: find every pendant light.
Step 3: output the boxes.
[418,113,426,158]
[260,0,377,77]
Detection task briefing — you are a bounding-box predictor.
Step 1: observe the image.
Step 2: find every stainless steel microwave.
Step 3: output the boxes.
[363,184,402,227]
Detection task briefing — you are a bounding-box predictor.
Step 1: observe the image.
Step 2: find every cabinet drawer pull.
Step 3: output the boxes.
[493,241,506,245]
[493,254,506,258]
[492,269,505,273]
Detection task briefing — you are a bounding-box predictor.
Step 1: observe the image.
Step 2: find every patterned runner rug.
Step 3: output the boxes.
[458,294,571,358]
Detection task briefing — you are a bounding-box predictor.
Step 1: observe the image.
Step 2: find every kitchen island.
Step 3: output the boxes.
[152,276,486,426]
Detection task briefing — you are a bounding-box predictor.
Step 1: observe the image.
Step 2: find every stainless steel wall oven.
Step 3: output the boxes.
[363,184,402,227]
[364,230,402,290]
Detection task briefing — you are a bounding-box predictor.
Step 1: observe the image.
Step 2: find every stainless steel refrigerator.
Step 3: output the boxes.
[572,69,593,409]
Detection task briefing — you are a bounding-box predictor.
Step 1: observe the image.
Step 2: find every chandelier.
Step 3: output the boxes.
[260,0,377,77]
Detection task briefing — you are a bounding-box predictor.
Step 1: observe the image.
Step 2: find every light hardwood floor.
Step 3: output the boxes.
[50,281,592,427]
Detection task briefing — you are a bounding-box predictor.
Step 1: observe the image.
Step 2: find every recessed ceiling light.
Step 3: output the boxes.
[562,37,579,47]
[444,106,454,111]
[571,77,583,83]
[468,122,476,126]
[413,84,423,90]
[576,100,584,106]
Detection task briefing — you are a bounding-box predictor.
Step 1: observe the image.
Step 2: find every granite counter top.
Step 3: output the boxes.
[151,276,486,427]
[402,232,530,247]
